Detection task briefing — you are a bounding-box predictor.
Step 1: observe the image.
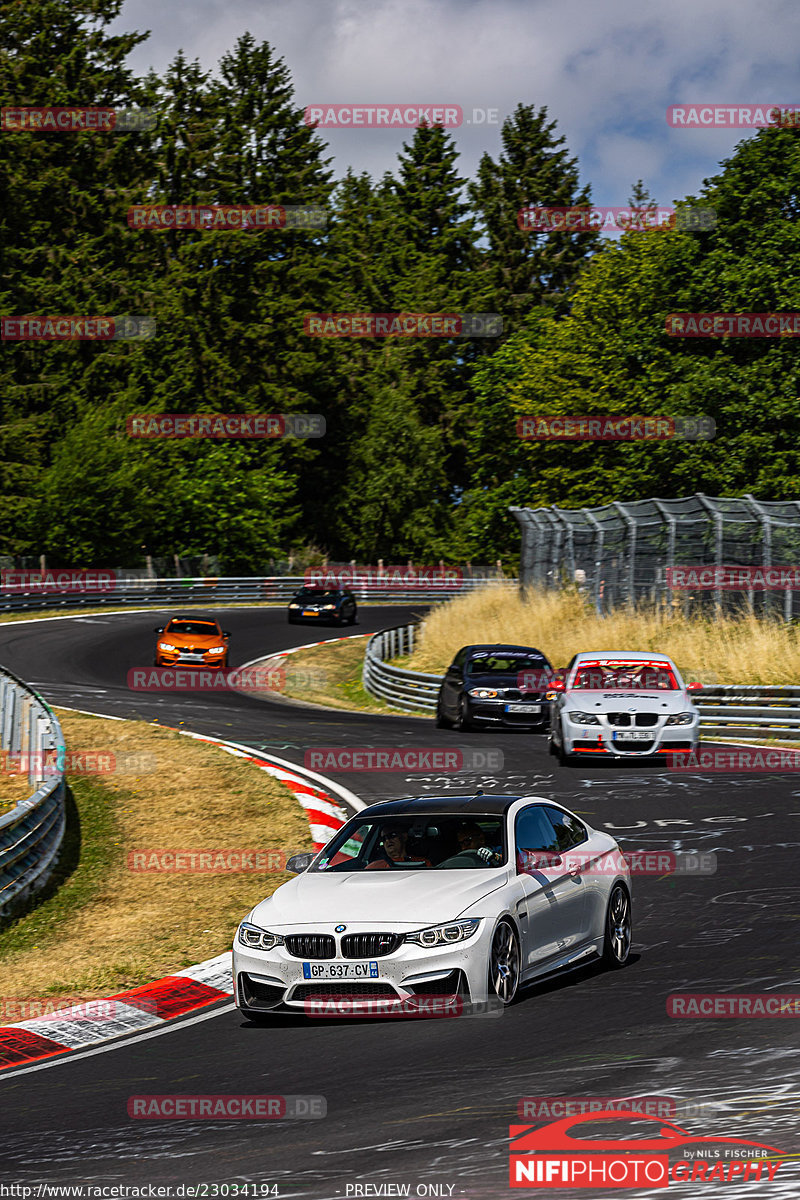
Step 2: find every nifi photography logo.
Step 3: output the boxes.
[508,1109,784,1188]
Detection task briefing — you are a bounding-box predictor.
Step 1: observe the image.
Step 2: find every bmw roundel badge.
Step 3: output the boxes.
[335,924,347,933]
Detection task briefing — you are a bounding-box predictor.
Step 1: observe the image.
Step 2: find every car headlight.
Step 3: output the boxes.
[405,918,481,948]
[288,603,300,609]
[207,645,225,654]
[321,604,336,611]
[666,712,695,725]
[468,688,498,699]
[568,711,601,724]
[237,921,285,951]
[158,642,174,651]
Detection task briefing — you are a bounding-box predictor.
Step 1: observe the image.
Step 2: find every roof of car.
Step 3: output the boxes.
[461,644,548,655]
[167,616,219,624]
[357,794,526,817]
[572,651,673,663]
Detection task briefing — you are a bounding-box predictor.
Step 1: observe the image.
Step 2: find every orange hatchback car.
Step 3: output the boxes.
[154,617,231,668]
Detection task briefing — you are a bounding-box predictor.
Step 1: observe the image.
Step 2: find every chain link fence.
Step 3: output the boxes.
[510,494,800,619]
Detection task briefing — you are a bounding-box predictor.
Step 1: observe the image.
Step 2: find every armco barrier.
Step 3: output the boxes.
[362,625,800,740]
[362,625,442,712]
[0,574,515,615]
[0,666,66,915]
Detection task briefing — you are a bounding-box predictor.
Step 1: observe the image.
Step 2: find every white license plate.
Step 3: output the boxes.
[302,961,379,980]
[178,654,204,662]
[612,731,652,741]
[505,703,541,713]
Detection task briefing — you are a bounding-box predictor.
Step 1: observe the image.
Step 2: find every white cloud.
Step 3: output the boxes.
[113,0,800,206]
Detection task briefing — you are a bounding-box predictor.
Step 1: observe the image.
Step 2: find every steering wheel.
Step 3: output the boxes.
[437,849,488,868]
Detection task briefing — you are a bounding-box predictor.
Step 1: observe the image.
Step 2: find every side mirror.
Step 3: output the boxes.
[223,630,232,638]
[286,852,316,874]
[154,626,165,634]
[547,679,565,694]
[686,682,703,692]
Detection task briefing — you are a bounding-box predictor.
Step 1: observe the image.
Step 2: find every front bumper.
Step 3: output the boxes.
[465,697,550,727]
[155,650,226,666]
[287,610,340,622]
[560,715,699,756]
[233,921,493,1014]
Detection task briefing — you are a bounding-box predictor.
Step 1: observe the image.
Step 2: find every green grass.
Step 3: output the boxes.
[0,777,121,962]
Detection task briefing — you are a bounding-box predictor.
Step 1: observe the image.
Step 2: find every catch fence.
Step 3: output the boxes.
[510,494,800,618]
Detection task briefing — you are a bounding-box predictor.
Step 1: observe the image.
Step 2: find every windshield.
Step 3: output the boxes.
[296,589,340,601]
[310,813,507,871]
[466,653,548,675]
[571,662,678,690]
[165,622,220,636]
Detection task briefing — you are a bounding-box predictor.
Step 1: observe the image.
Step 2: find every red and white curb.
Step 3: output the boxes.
[0,724,364,1072]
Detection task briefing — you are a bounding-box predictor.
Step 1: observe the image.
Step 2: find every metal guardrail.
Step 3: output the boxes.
[362,625,442,712]
[0,575,516,615]
[363,624,800,741]
[0,666,66,915]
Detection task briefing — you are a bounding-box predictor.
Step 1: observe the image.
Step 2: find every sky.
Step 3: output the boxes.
[111,0,800,212]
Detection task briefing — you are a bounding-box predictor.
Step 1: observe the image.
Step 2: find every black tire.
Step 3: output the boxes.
[547,731,558,755]
[435,697,454,728]
[488,919,521,1006]
[456,696,475,732]
[602,883,632,968]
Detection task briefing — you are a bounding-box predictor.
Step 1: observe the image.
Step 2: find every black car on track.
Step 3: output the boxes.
[287,586,358,626]
[436,644,554,731]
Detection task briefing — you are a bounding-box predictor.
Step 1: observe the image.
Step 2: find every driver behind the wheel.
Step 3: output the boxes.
[366,824,432,869]
[456,821,502,866]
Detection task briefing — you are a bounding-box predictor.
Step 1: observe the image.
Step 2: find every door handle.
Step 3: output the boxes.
[569,867,581,878]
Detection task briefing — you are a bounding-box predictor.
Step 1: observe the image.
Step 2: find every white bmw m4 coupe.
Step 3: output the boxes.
[548,652,702,764]
[233,794,632,1020]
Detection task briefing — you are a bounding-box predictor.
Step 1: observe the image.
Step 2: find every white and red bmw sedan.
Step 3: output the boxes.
[548,652,702,764]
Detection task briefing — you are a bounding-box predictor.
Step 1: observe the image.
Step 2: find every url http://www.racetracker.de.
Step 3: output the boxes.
[0,1187,282,1198]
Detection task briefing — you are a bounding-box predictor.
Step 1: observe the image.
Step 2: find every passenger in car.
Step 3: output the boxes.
[366,825,432,869]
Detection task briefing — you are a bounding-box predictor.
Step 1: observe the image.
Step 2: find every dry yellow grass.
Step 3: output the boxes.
[407,586,800,685]
[0,711,313,1001]
[0,770,35,815]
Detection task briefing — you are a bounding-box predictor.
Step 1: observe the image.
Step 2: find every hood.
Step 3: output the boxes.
[466,672,548,691]
[564,691,692,714]
[248,869,510,928]
[162,632,221,646]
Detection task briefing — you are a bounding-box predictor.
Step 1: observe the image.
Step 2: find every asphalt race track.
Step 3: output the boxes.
[0,607,799,1197]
